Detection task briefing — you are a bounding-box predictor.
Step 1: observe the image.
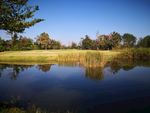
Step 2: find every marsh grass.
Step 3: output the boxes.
[58,51,102,67]
[116,48,150,60]
[1,49,150,67]
[0,50,119,67]
[84,52,102,67]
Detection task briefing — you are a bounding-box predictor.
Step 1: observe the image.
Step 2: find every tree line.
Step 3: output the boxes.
[79,32,150,50]
[0,32,150,51]
[0,32,61,51]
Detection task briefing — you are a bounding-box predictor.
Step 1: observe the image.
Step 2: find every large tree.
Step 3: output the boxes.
[111,32,122,48]
[97,35,112,50]
[137,35,150,47]
[0,0,43,37]
[81,35,93,49]
[36,32,51,49]
[122,33,136,47]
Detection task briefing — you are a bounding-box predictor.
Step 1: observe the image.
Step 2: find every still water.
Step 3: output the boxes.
[0,62,150,113]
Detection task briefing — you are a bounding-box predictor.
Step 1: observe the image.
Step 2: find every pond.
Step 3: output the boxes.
[0,61,150,113]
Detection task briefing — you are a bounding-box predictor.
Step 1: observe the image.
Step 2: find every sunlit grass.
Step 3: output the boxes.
[116,48,150,60]
[0,50,119,67]
[0,48,149,67]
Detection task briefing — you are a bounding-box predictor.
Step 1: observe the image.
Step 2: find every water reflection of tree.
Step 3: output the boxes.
[10,66,20,80]
[0,64,53,80]
[10,65,33,80]
[37,64,52,72]
[0,64,33,80]
[58,61,79,67]
[108,60,143,74]
[108,60,122,74]
[85,67,104,80]
[0,65,6,78]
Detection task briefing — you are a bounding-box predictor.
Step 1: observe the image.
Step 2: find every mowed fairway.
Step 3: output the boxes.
[0,50,120,63]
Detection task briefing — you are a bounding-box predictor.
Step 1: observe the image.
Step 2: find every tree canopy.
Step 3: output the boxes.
[138,35,150,47]
[111,32,122,48]
[36,32,51,49]
[81,35,93,49]
[97,35,112,50]
[0,31,150,52]
[0,0,43,35]
[36,32,61,50]
[122,33,136,47]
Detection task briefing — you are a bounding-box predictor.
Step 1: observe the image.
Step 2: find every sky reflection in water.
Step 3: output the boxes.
[0,63,150,113]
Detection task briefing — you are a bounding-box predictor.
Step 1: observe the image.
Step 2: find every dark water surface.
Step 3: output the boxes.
[0,62,150,113]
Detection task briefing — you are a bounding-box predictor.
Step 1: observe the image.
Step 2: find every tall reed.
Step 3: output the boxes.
[57,51,102,67]
[116,48,150,60]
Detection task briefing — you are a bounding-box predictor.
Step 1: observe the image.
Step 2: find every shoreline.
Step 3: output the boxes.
[0,48,150,67]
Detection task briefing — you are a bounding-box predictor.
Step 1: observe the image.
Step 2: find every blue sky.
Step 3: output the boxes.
[1,0,150,44]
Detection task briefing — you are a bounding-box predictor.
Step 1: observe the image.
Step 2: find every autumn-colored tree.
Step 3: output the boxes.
[36,32,51,49]
[97,35,112,50]
[18,36,33,50]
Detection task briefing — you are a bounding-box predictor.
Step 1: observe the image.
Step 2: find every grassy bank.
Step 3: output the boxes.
[0,50,119,67]
[115,48,150,60]
[0,48,150,67]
